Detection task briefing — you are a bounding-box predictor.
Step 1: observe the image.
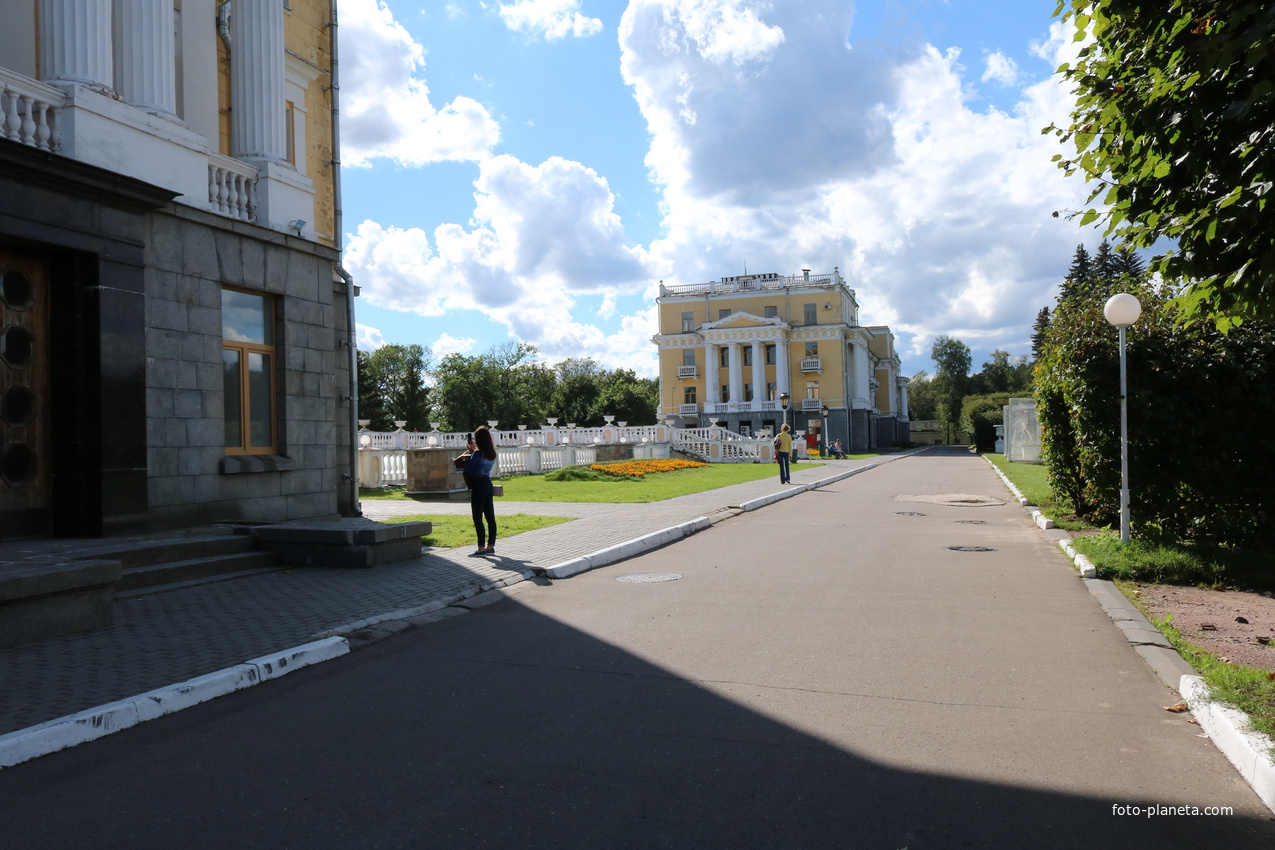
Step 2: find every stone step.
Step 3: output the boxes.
[116,550,282,592]
[72,533,261,569]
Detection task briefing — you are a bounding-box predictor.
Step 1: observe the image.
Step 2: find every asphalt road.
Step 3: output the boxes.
[3,449,1273,848]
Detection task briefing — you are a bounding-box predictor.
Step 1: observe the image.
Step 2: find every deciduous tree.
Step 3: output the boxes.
[1049,1,1275,327]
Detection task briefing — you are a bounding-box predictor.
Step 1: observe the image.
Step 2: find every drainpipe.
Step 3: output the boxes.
[218,2,232,50]
[329,0,361,517]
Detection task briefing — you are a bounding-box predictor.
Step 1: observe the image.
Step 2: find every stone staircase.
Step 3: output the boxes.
[78,533,282,593]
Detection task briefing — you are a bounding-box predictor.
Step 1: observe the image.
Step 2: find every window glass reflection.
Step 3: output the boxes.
[221,289,274,345]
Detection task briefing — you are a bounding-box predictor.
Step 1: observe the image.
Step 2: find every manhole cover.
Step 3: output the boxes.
[947,546,996,552]
[955,520,989,525]
[896,511,926,517]
[617,573,683,583]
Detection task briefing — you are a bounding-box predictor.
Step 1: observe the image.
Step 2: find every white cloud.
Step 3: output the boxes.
[340,0,500,167]
[345,152,655,369]
[982,50,1020,86]
[356,323,386,350]
[499,0,603,39]
[348,3,1093,376]
[432,333,478,357]
[618,1,1092,365]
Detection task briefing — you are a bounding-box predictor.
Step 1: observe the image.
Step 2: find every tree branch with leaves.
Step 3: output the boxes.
[1048,1,1275,328]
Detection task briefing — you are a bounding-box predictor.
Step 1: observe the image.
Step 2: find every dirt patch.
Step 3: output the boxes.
[1133,584,1275,673]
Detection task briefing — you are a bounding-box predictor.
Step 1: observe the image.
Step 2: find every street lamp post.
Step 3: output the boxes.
[821,405,829,456]
[1104,292,1142,543]
[779,392,790,433]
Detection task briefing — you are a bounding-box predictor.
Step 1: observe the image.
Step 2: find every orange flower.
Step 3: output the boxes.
[589,459,707,478]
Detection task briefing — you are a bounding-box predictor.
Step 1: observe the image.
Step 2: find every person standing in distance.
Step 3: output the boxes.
[464,425,499,554]
[775,423,793,484]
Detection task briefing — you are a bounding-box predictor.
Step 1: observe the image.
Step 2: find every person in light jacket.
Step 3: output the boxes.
[775,423,793,484]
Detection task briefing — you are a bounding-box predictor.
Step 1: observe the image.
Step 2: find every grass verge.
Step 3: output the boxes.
[983,452,1087,531]
[1072,533,1275,594]
[383,513,572,549]
[361,457,861,504]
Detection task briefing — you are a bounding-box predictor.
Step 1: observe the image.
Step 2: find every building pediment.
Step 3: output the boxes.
[701,312,785,332]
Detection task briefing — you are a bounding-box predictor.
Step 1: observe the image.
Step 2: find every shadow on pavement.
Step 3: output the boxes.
[2,594,1272,849]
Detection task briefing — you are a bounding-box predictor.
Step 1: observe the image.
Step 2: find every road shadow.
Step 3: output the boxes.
[2,594,1272,849]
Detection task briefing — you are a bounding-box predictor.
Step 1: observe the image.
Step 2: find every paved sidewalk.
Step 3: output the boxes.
[0,457,875,739]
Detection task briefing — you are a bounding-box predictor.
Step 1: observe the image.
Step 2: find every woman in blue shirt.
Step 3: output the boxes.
[463,425,499,555]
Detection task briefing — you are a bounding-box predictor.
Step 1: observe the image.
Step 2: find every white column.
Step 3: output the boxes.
[898,379,910,421]
[39,0,114,90]
[776,336,791,397]
[728,343,744,406]
[704,343,719,405]
[114,0,177,118]
[230,0,287,163]
[751,341,765,407]
[851,339,870,401]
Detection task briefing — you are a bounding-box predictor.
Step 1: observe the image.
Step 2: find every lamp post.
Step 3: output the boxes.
[821,405,829,456]
[1104,292,1142,543]
[779,391,790,432]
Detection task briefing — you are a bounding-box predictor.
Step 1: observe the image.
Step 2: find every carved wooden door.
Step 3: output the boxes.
[0,247,50,538]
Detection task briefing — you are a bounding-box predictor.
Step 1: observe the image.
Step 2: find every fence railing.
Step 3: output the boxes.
[355,422,777,487]
[1,69,63,152]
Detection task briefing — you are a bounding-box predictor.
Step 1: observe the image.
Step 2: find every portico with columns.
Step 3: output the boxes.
[653,270,909,452]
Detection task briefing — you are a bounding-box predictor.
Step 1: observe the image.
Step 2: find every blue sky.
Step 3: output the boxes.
[340,0,1095,377]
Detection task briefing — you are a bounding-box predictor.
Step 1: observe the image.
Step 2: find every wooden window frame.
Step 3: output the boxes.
[223,288,278,456]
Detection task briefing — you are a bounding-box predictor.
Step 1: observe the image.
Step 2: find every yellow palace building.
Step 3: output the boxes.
[652,269,909,453]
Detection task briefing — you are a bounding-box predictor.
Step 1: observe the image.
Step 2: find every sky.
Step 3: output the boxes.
[338,0,1098,378]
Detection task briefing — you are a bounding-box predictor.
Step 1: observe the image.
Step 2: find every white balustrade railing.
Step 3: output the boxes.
[355,423,770,487]
[1,69,63,152]
[207,153,259,222]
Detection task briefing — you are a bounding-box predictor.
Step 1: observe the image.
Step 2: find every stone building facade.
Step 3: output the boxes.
[652,269,909,453]
[0,0,358,539]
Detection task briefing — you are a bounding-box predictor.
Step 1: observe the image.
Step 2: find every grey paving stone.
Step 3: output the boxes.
[0,460,869,736]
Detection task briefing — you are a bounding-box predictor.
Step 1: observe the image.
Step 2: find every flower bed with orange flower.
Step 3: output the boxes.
[590,459,707,478]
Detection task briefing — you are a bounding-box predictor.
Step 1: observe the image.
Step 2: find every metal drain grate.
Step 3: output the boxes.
[947,546,996,552]
[617,572,683,583]
[896,511,926,517]
[955,520,989,525]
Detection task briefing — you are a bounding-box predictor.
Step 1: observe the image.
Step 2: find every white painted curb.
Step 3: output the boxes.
[544,517,712,579]
[0,636,348,770]
[1182,675,1275,814]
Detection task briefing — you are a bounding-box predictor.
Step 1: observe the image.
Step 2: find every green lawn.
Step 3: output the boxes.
[384,513,572,549]
[983,452,1086,530]
[359,457,879,505]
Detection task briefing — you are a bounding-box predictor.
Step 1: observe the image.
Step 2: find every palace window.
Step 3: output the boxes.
[718,308,732,320]
[803,303,817,325]
[742,346,752,366]
[682,349,695,367]
[684,386,697,404]
[222,288,277,455]
[681,311,694,332]
[719,348,730,367]
[805,380,820,399]
[765,344,776,365]
[764,305,778,318]
[744,383,754,402]
[721,384,731,403]
[805,342,818,357]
